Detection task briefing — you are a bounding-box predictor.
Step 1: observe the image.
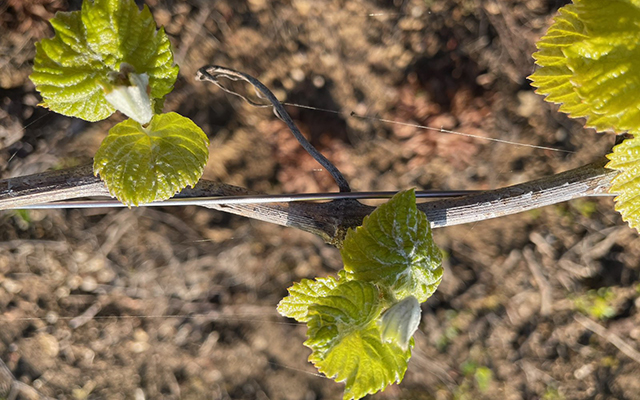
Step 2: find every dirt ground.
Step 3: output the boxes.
[1,0,640,399]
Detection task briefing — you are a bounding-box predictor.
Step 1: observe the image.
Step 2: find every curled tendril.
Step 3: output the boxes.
[196,65,351,193]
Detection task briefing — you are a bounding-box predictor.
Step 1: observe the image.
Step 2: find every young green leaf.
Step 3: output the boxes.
[277,276,339,322]
[305,281,412,400]
[340,189,443,303]
[529,0,640,134]
[606,133,640,232]
[30,0,178,121]
[93,112,209,206]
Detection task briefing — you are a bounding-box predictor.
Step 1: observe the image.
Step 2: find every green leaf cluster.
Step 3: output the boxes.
[529,0,640,232]
[30,0,210,206]
[278,190,443,400]
[606,135,640,232]
[529,0,640,134]
[30,0,178,122]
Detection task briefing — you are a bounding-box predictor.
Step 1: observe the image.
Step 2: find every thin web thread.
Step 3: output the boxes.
[7,112,53,164]
[0,313,301,325]
[283,102,574,154]
[267,362,329,379]
[1,313,319,379]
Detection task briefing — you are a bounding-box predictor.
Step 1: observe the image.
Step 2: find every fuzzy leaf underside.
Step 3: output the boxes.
[304,281,412,400]
[30,0,178,121]
[340,189,443,303]
[277,276,339,322]
[529,0,640,134]
[93,113,209,206]
[606,134,640,232]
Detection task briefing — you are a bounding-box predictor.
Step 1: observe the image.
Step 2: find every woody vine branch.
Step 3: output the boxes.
[0,158,616,246]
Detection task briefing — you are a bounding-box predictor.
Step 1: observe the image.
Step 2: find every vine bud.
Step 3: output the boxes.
[103,63,153,125]
[380,295,421,350]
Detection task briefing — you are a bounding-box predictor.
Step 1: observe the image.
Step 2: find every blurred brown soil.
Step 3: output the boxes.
[1,0,640,399]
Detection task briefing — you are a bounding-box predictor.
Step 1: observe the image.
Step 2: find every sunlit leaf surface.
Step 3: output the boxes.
[93,113,209,206]
[30,0,178,121]
[277,276,339,322]
[304,281,412,400]
[529,0,640,134]
[606,133,640,232]
[340,189,443,303]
